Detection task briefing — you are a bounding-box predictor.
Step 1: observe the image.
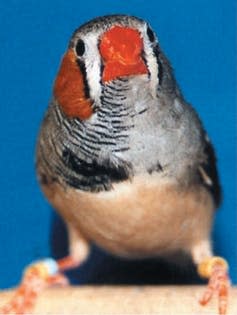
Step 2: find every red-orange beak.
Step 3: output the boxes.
[99,25,148,82]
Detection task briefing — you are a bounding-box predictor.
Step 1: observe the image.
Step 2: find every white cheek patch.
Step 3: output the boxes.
[82,32,103,103]
[139,24,159,98]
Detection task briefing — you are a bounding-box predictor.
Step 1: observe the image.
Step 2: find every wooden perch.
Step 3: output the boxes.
[0,286,236,314]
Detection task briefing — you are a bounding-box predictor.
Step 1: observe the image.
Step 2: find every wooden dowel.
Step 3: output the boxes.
[0,286,236,314]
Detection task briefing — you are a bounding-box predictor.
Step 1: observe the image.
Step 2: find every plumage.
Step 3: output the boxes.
[36,11,225,269]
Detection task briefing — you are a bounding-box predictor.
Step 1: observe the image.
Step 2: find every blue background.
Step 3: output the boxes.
[0,0,236,288]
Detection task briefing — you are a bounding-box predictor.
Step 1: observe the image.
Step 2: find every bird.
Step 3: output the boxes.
[0,14,230,315]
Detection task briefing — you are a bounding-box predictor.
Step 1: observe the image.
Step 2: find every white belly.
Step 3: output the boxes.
[43,173,214,258]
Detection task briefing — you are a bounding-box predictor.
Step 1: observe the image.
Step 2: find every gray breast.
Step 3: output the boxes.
[93,76,206,183]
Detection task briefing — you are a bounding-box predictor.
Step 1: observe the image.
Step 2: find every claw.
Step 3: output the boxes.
[0,258,70,315]
[0,266,47,314]
[0,279,45,315]
[0,256,81,314]
[198,256,230,315]
[46,273,69,286]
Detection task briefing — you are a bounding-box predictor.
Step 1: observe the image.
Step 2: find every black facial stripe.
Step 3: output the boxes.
[141,50,150,78]
[153,46,163,85]
[146,26,155,42]
[76,59,91,99]
[97,38,105,87]
[157,58,163,85]
[100,61,104,84]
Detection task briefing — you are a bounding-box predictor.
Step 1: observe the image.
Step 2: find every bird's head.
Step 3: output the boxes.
[53,15,175,120]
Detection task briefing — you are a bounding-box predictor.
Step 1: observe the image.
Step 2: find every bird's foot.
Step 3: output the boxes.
[198,256,230,315]
[0,257,71,315]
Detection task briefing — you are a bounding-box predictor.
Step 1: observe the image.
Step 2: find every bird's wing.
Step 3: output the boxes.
[198,136,222,208]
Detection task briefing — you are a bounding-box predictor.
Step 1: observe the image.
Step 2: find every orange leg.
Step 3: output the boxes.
[0,223,90,314]
[57,255,81,271]
[0,256,80,315]
[198,257,230,315]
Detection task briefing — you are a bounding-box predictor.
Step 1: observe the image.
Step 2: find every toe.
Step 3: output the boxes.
[197,256,230,315]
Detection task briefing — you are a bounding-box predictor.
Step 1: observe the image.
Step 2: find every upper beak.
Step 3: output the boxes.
[99,25,148,82]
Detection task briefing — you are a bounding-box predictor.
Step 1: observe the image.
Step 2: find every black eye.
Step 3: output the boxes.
[75,39,85,56]
[147,26,155,42]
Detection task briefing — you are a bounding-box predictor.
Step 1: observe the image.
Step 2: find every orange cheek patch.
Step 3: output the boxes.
[53,49,93,119]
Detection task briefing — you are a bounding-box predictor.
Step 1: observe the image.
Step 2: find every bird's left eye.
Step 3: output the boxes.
[146,26,155,43]
[75,39,85,56]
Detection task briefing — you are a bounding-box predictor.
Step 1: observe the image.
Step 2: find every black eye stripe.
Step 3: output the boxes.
[147,26,155,42]
[76,59,90,99]
[75,39,85,56]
